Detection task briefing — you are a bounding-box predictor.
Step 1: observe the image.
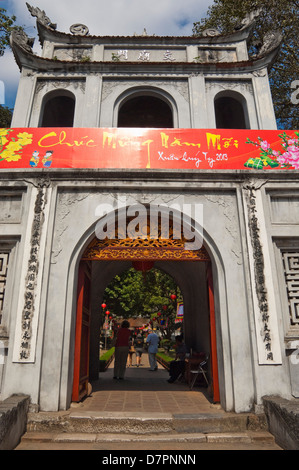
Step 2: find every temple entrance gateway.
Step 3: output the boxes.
[71,209,220,404]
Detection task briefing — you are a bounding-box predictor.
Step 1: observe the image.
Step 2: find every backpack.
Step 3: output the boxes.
[135,336,144,348]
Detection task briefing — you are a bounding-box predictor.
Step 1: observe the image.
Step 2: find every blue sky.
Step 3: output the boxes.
[0,0,213,110]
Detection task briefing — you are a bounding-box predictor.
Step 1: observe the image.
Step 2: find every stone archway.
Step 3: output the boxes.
[71,207,220,404]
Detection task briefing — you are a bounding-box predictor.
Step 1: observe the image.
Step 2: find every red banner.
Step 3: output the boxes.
[0,128,298,170]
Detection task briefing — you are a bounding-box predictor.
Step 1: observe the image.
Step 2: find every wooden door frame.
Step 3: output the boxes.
[72,261,91,402]
[207,263,220,403]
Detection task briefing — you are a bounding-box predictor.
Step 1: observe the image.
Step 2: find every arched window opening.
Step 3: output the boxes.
[118,95,173,128]
[215,95,248,129]
[40,93,75,127]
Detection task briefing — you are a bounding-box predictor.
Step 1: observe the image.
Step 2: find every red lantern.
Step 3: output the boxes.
[170,294,176,300]
[106,310,110,315]
[162,305,167,311]
[157,311,161,316]
[132,261,155,272]
[101,303,107,309]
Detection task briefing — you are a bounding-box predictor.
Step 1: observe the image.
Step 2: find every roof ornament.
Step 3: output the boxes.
[70,24,90,36]
[10,29,35,53]
[256,30,283,58]
[26,3,57,30]
[202,28,221,37]
[134,28,154,37]
[234,9,262,31]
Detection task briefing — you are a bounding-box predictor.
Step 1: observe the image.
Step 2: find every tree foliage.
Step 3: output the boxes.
[0,7,21,57]
[193,0,299,129]
[103,268,183,338]
[103,268,182,317]
[0,105,13,127]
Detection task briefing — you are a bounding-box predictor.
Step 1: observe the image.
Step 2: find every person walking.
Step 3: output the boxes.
[146,329,159,371]
[127,336,135,367]
[113,320,131,380]
[134,332,144,367]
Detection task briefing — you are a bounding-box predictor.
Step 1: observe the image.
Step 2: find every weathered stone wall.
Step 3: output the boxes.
[263,396,299,450]
[0,171,298,413]
[0,395,30,450]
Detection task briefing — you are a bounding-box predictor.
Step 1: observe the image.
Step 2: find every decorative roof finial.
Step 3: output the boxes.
[26,3,57,30]
[234,9,262,31]
[70,24,89,36]
[10,29,35,53]
[202,28,221,37]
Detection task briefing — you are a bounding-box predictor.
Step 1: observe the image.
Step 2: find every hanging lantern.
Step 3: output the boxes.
[170,294,177,300]
[105,310,110,315]
[132,261,155,272]
[157,311,161,316]
[162,305,167,311]
[101,303,107,309]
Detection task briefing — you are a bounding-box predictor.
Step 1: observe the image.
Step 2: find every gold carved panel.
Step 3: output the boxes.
[82,237,210,262]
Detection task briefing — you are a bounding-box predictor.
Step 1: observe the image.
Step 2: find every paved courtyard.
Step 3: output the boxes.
[73,353,224,415]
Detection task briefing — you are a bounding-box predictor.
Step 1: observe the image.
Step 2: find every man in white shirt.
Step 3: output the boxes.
[146,329,159,371]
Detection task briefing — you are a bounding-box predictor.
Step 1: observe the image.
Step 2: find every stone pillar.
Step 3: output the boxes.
[286,340,299,397]
[11,70,36,128]
[12,182,52,365]
[1,181,53,405]
[188,74,208,128]
[81,75,103,127]
[252,69,277,129]
[242,181,282,365]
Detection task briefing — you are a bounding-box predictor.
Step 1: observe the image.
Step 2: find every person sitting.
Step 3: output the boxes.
[167,335,188,383]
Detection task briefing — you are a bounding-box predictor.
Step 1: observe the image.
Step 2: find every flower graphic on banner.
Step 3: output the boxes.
[0,129,33,162]
[245,132,299,169]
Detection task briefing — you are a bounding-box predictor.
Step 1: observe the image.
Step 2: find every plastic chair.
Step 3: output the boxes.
[189,354,209,390]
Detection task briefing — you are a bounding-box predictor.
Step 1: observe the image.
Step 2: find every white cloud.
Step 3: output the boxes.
[11,0,211,36]
[0,51,21,107]
[1,0,213,108]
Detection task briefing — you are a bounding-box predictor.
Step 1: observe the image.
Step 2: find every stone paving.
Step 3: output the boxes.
[72,353,224,415]
[15,354,283,450]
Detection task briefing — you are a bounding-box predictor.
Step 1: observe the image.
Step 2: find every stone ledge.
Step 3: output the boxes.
[20,430,275,445]
[263,395,299,450]
[69,411,173,420]
[26,410,269,435]
[206,432,251,443]
[0,395,30,450]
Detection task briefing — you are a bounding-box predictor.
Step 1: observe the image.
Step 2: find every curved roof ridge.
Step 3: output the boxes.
[35,17,255,45]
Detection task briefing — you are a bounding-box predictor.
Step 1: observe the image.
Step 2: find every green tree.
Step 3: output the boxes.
[0,105,13,127]
[0,7,21,56]
[0,8,23,121]
[103,268,183,337]
[193,0,299,129]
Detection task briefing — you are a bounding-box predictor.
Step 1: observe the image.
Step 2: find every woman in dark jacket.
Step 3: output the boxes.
[113,320,131,380]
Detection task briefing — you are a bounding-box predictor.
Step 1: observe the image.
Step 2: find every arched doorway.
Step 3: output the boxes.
[214,92,249,129]
[40,90,76,127]
[118,95,173,128]
[71,208,220,404]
